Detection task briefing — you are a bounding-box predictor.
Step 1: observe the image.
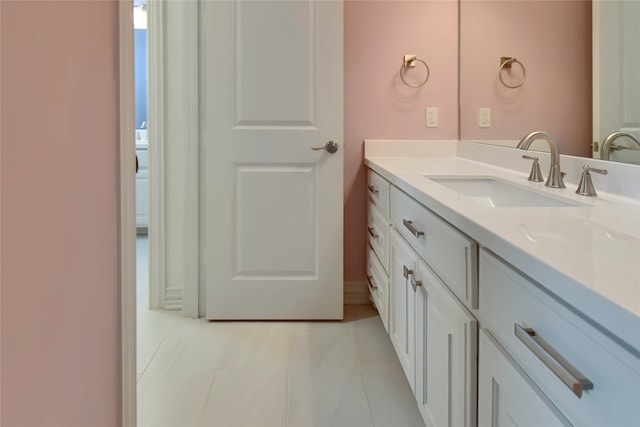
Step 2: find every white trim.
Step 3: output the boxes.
[592,0,602,159]
[181,1,200,318]
[344,281,370,305]
[118,1,137,425]
[164,288,184,311]
[148,0,166,310]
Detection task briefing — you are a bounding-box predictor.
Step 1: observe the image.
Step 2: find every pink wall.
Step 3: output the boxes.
[459,0,592,157]
[1,1,120,426]
[344,0,459,281]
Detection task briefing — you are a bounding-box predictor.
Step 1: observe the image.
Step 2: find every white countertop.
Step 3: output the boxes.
[365,141,640,353]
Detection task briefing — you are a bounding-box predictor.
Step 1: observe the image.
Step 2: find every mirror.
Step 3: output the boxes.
[459,0,640,164]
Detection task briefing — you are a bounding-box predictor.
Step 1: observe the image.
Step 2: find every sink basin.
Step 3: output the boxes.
[424,175,585,208]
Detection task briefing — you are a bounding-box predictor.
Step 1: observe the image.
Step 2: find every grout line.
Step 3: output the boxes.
[136,331,168,379]
[348,318,378,427]
[194,322,231,425]
[285,323,293,427]
[197,367,221,425]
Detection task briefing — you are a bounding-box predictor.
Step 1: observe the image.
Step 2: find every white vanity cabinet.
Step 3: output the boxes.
[366,148,640,427]
[479,248,640,426]
[367,169,392,331]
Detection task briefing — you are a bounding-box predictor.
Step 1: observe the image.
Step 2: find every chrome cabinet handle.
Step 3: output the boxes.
[367,185,379,195]
[367,227,379,239]
[366,275,377,290]
[402,219,424,238]
[402,265,422,292]
[514,324,593,398]
[311,141,338,153]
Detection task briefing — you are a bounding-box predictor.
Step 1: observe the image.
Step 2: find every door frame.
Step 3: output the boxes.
[146,0,200,315]
[118,1,137,425]
[119,0,201,423]
[147,0,166,310]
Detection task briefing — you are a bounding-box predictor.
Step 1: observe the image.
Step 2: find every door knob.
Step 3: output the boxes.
[311,141,338,154]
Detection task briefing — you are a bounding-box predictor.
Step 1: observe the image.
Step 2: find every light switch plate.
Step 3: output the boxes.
[426,107,438,128]
[479,108,491,127]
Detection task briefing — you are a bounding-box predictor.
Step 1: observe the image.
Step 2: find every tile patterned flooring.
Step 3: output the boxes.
[136,236,425,427]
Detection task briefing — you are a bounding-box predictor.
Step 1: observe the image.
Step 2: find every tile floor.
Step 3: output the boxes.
[136,236,425,427]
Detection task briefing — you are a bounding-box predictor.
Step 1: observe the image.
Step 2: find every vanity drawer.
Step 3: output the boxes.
[367,247,389,333]
[479,249,640,426]
[390,186,478,310]
[368,201,391,273]
[368,169,390,216]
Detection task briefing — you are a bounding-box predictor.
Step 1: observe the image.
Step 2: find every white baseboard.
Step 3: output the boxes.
[164,287,183,311]
[163,282,369,313]
[344,281,370,305]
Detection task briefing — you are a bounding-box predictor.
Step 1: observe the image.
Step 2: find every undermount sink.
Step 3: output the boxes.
[424,175,586,208]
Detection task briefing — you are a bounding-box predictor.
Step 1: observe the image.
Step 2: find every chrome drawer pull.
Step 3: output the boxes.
[514,324,593,398]
[367,226,379,239]
[402,219,424,238]
[402,265,422,292]
[368,185,379,195]
[366,275,377,290]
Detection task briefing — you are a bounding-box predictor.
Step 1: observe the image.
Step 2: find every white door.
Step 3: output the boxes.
[201,0,343,319]
[593,0,640,161]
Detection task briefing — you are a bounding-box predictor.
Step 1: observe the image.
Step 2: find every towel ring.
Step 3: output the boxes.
[400,55,430,88]
[499,57,526,89]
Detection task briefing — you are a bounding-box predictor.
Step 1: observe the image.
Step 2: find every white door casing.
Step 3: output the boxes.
[202,0,343,319]
[593,0,640,161]
[118,0,136,425]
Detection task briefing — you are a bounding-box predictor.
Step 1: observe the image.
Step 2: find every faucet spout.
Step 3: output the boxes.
[600,132,640,160]
[517,131,565,188]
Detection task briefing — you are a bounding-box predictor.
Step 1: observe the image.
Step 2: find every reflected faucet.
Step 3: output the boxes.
[516,131,565,188]
[600,132,640,160]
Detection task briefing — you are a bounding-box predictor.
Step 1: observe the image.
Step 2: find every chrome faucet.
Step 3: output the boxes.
[600,132,640,160]
[516,131,565,188]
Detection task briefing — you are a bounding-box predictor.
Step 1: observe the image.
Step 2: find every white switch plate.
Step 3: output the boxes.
[426,107,438,128]
[479,108,491,127]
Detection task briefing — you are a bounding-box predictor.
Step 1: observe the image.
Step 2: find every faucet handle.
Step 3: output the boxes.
[522,155,544,182]
[576,164,608,197]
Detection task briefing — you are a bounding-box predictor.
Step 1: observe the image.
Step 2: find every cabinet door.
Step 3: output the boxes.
[415,261,477,427]
[478,329,570,427]
[389,228,417,392]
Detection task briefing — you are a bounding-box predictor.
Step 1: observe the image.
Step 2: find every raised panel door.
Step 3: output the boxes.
[415,260,477,427]
[202,0,343,319]
[389,228,417,391]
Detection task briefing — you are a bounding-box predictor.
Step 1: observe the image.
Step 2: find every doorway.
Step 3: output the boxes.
[119,0,201,423]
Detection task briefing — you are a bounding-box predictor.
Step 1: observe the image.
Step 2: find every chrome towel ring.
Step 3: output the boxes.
[400,54,430,88]
[499,56,526,89]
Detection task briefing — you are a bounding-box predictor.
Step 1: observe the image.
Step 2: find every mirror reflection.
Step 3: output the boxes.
[459,0,640,165]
